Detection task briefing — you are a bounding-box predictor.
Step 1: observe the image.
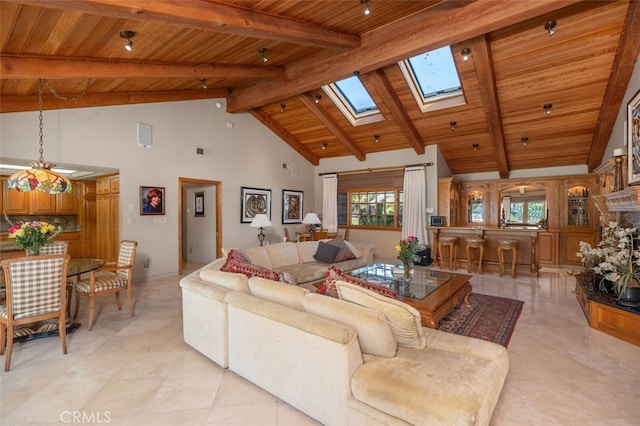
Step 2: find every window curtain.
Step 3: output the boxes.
[402,166,427,245]
[322,174,338,232]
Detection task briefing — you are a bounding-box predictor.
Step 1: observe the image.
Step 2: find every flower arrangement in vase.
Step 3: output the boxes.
[6,219,61,256]
[577,221,640,302]
[395,236,421,280]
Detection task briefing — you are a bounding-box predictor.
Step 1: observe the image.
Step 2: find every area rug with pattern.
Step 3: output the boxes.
[436,293,524,347]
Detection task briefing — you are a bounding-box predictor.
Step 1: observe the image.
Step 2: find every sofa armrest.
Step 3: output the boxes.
[350,242,374,265]
[179,270,228,302]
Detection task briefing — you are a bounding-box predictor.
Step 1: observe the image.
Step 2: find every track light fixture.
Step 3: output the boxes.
[199,78,207,89]
[461,48,471,62]
[120,30,135,51]
[361,0,370,15]
[314,94,322,103]
[258,47,268,62]
[544,20,556,36]
[472,143,479,152]
[521,136,529,146]
[322,142,328,150]
[543,103,553,115]
[374,134,380,143]
[280,103,286,112]
[450,121,457,131]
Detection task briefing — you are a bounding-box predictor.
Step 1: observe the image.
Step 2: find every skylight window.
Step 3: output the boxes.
[322,75,384,126]
[399,46,466,112]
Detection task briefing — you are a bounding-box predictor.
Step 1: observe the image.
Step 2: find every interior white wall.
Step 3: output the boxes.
[0,99,316,281]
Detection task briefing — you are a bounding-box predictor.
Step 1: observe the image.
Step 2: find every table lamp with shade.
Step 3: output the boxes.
[250,213,272,246]
[302,212,322,235]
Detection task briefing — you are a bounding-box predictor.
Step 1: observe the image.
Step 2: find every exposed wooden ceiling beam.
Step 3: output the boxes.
[587,0,640,171]
[366,69,425,155]
[14,0,360,50]
[298,93,366,161]
[249,108,319,166]
[0,88,229,113]
[471,35,509,178]
[0,54,285,79]
[228,0,583,113]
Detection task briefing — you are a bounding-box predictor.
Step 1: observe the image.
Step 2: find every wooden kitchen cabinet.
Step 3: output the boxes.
[1,178,30,214]
[96,174,120,263]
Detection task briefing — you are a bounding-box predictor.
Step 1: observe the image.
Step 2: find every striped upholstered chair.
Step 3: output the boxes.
[0,254,70,371]
[73,240,138,331]
[30,241,68,256]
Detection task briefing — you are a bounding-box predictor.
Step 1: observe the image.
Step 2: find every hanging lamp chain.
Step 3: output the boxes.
[37,79,44,164]
[43,78,93,101]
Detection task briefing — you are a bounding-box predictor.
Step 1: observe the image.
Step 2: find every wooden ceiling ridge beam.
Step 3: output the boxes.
[0,88,230,113]
[471,35,509,178]
[366,69,425,155]
[587,0,640,171]
[0,54,285,79]
[15,0,360,50]
[298,93,366,161]
[228,0,583,113]
[249,108,319,166]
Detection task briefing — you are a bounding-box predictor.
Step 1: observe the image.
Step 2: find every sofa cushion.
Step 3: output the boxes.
[318,266,397,299]
[296,241,319,263]
[344,240,361,259]
[264,242,300,268]
[303,293,397,357]
[335,280,426,349]
[326,235,356,263]
[199,266,251,293]
[313,241,341,264]
[226,249,250,263]
[248,276,308,310]
[241,246,273,269]
[274,263,328,286]
[351,344,507,426]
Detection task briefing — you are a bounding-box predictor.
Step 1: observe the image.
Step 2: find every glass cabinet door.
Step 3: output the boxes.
[567,185,590,226]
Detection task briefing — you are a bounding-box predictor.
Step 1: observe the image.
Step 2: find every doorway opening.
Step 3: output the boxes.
[178,178,222,276]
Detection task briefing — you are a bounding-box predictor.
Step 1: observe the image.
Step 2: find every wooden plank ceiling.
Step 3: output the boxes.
[1,0,639,176]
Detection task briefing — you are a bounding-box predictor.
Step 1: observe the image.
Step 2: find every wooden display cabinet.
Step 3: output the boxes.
[437,177,460,227]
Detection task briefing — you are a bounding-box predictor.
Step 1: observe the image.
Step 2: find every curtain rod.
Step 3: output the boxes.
[318,162,433,176]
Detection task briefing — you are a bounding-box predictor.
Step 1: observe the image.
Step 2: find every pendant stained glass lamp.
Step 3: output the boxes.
[7,79,72,194]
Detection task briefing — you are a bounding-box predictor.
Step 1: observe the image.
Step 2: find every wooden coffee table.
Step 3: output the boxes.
[350,263,472,328]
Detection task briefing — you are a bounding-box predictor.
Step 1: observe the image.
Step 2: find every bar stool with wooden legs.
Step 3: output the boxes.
[498,239,520,278]
[465,237,485,274]
[438,236,458,270]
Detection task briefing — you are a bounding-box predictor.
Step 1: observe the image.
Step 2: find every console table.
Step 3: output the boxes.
[574,273,640,346]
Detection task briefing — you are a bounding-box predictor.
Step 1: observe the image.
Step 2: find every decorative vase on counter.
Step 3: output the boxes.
[616,286,640,308]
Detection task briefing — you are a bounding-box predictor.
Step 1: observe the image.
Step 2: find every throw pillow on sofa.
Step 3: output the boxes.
[335,280,426,349]
[325,235,356,262]
[317,266,398,299]
[313,241,341,264]
[221,257,282,282]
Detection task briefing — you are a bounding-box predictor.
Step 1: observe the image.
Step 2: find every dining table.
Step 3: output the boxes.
[0,257,105,342]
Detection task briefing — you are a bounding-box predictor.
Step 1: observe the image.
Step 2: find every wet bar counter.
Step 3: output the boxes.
[427,226,544,276]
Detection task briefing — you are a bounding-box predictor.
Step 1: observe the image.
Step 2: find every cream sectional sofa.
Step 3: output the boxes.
[180,259,509,425]
[180,240,373,366]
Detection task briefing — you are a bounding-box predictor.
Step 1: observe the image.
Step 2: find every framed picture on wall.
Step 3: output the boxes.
[628,89,640,185]
[194,192,205,217]
[241,186,271,223]
[282,190,303,224]
[140,186,165,215]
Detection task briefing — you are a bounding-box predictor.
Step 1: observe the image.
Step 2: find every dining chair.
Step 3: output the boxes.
[73,240,138,330]
[0,254,70,371]
[34,241,68,255]
[30,241,72,315]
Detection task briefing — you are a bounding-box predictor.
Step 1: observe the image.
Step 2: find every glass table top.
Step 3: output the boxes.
[350,263,455,300]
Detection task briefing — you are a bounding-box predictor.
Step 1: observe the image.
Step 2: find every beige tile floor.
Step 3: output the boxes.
[1,263,640,425]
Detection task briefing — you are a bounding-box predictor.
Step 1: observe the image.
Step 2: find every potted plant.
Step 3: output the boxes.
[590,222,640,307]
